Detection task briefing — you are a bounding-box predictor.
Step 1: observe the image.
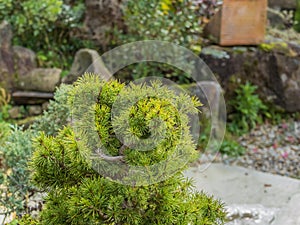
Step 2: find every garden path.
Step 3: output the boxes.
[185,163,300,225]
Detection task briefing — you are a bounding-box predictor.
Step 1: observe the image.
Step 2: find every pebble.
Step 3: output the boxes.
[199,120,300,179]
[229,120,300,179]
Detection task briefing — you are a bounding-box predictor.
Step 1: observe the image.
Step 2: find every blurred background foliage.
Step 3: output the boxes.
[0,0,91,71]
[294,0,300,31]
[113,0,222,51]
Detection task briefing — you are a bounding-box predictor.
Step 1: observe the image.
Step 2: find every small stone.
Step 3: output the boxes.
[8,106,21,119]
[42,101,49,111]
[28,105,42,116]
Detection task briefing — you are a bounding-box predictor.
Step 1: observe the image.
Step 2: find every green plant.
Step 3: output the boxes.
[0,126,37,221]
[0,0,90,70]
[29,74,226,224]
[219,134,245,158]
[228,82,269,135]
[0,0,62,37]
[9,214,38,225]
[0,121,11,144]
[34,0,90,70]
[115,0,221,50]
[294,0,300,32]
[0,104,12,122]
[0,87,11,107]
[119,0,202,49]
[197,115,245,158]
[112,0,215,83]
[259,42,289,53]
[32,84,72,136]
[0,87,12,122]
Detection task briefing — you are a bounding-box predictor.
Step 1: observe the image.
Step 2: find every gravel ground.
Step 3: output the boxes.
[206,120,300,179]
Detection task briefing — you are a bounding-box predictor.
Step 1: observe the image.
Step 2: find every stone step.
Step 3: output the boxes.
[12,91,53,105]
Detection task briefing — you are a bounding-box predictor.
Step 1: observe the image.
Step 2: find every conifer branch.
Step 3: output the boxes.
[95,148,125,162]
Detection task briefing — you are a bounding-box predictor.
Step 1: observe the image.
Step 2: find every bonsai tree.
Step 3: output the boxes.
[29,74,226,224]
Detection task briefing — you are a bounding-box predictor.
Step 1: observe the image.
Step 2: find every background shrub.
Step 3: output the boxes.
[294,0,300,32]
[0,0,62,37]
[116,0,202,51]
[32,84,72,136]
[0,121,10,145]
[0,126,36,219]
[115,0,221,50]
[0,0,90,71]
[112,0,221,83]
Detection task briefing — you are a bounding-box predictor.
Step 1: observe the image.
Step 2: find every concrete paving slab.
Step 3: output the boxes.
[185,163,300,225]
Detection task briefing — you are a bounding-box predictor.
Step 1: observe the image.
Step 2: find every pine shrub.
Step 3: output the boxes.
[32,84,72,136]
[30,74,226,224]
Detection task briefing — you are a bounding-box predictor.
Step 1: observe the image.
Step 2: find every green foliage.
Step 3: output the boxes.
[0,126,36,218]
[9,214,38,225]
[0,87,12,122]
[112,0,207,83]
[33,0,90,70]
[219,136,245,158]
[0,0,62,37]
[32,84,72,136]
[30,74,226,224]
[0,87,11,108]
[117,0,202,51]
[37,175,225,225]
[30,128,95,189]
[228,82,269,135]
[294,0,300,32]
[0,0,90,70]
[0,121,10,144]
[258,42,289,53]
[0,104,12,122]
[198,116,245,158]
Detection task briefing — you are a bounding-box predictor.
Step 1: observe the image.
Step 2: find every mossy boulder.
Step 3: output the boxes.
[200,42,300,112]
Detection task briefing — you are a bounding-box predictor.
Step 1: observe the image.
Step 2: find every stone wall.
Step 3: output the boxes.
[0,21,61,119]
[200,43,300,112]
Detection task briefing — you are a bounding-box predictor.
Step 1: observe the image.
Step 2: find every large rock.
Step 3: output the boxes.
[182,81,223,116]
[0,21,11,49]
[13,46,37,77]
[83,0,125,48]
[268,0,297,9]
[0,21,14,89]
[200,44,300,112]
[0,21,37,90]
[17,68,61,92]
[62,48,108,84]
